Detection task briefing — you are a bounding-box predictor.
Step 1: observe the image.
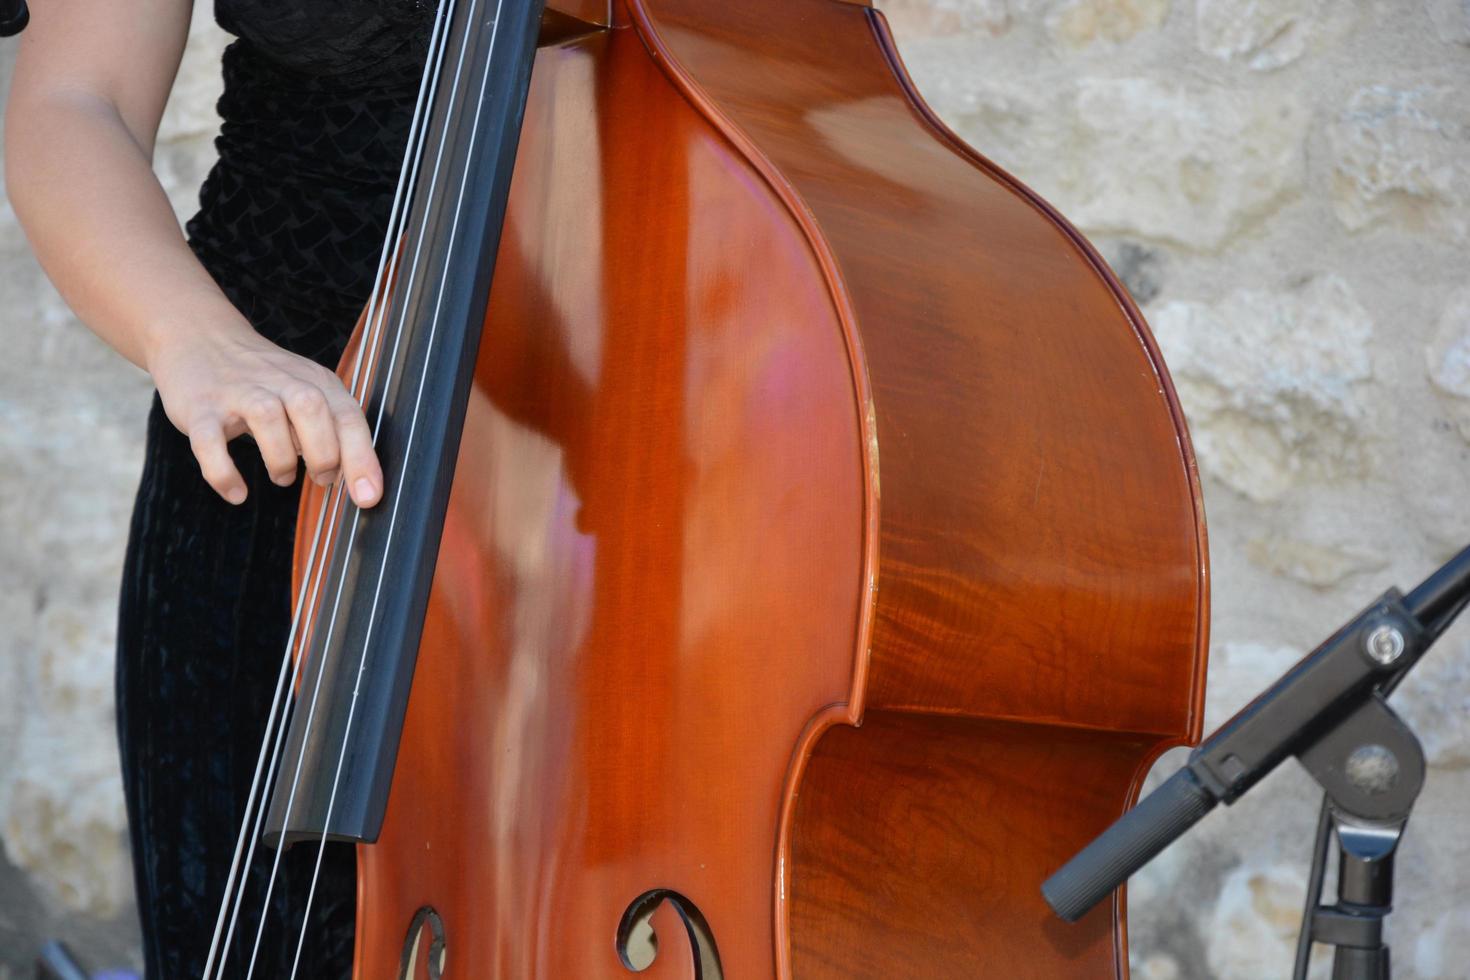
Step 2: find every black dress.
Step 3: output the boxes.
[115,3,432,977]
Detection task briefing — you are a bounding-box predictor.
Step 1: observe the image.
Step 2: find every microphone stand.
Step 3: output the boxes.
[1041,543,1470,980]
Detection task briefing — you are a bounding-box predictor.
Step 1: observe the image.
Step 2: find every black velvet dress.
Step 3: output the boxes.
[115,3,431,977]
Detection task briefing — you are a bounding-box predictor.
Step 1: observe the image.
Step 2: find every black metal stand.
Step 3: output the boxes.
[1316,813,1401,980]
[1288,564,1470,980]
[1294,709,1421,980]
[1041,543,1470,980]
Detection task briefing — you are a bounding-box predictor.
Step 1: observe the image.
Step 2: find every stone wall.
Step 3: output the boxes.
[0,2,1466,977]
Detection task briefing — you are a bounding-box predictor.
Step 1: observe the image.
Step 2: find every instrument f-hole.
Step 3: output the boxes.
[398,906,447,980]
[617,889,724,979]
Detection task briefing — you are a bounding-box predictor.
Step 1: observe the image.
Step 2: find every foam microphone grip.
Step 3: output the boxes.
[1041,767,1218,922]
[0,0,28,37]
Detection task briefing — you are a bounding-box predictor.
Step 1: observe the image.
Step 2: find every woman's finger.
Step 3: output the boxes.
[189,418,247,505]
[239,389,299,486]
[280,383,341,485]
[323,386,382,508]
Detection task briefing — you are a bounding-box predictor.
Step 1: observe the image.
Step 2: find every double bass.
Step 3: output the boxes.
[209,1,1210,976]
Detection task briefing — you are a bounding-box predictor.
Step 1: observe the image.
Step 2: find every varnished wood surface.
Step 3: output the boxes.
[629,2,1208,973]
[354,24,866,978]
[640,0,1207,741]
[788,712,1156,979]
[302,1,1214,977]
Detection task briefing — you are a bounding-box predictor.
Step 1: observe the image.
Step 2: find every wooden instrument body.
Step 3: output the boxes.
[299,1,1208,975]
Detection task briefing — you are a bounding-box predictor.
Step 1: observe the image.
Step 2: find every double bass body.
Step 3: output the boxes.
[345,1,1209,975]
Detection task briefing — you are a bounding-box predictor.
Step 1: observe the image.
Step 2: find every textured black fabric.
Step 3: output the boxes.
[116,4,432,978]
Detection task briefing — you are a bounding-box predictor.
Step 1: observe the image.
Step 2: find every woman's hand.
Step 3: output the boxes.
[7,0,382,509]
[147,317,383,508]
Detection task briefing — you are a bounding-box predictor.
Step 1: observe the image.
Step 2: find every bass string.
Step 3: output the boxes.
[281,0,511,974]
[216,480,349,973]
[200,489,335,980]
[241,0,500,974]
[243,0,478,947]
[343,0,454,417]
[201,0,455,975]
[224,2,453,949]
[240,0,471,973]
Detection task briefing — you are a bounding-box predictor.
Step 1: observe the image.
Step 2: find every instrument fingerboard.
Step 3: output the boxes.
[266,0,548,849]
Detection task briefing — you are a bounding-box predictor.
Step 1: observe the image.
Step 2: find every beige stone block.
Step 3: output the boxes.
[1427,286,1470,398]
[933,73,1306,250]
[1424,0,1470,45]
[1395,634,1470,770]
[1327,85,1469,242]
[1150,274,1375,501]
[1426,285,1470,442]
[1196,0,1317,70]
[1245,536,1388,588]
[1206,862,1327,980]
[0,598,130,919]
[1133,952,1183,980]
[1047,0,1170,47]
[1,773,130,919]
[873,0,1015,39]
[1064,77,1306,248]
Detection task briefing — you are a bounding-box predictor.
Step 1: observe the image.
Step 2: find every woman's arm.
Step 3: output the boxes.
[5,0,382,507]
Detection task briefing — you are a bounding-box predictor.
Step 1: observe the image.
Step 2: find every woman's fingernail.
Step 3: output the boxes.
[354,478,377,505]
[227,487,247,505]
